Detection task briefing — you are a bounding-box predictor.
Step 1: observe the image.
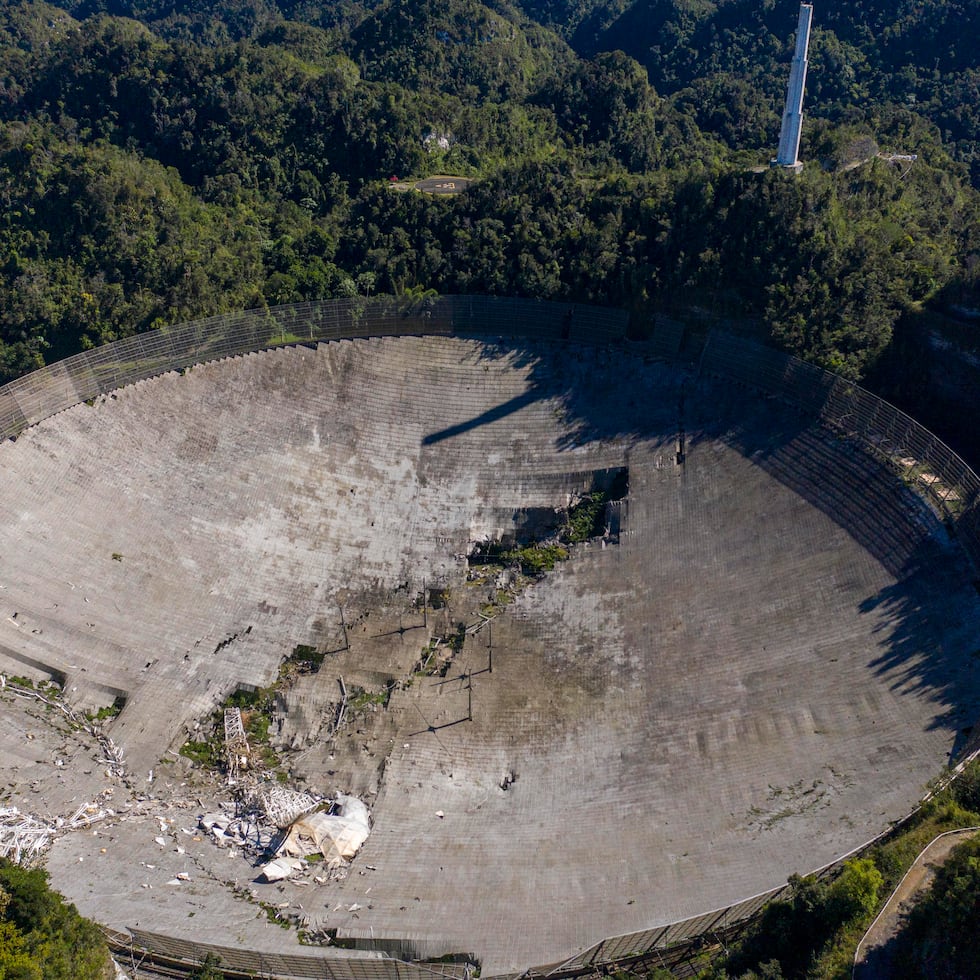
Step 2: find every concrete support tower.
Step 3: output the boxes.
[774,3,813,171]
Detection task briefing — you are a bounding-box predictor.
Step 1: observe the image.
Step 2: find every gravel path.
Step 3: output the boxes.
[854,827,980,979]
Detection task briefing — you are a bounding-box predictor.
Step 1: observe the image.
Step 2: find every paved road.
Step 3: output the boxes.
[854,827,980,979]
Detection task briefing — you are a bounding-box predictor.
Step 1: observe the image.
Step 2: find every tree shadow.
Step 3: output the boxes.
[855,920,909,980]
[859,561,980,764]
[420,335,690,454]
[415,328,980,764]
[716,395,980,759]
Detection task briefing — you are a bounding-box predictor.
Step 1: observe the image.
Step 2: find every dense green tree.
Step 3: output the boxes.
[893,836,980,979]
[950,757,980,814]
[0,860,111,980]
[824,857,883,923]
[725,858,882,979]
[535,50,664,169]
[350,0,568,102]
[0,0,975,460]
[0,121,272,364]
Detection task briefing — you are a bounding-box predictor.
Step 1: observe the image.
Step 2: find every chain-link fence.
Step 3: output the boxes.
[5,300,979,978]
[522,332,980,975]
[0,296,627,441]
[105,927,471,980]
[700,331,980,573]
[538,767,980,980]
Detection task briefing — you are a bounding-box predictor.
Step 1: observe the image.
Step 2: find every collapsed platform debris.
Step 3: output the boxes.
[0,802,109,866]
[194,785,372,883]
[276,794,371,869]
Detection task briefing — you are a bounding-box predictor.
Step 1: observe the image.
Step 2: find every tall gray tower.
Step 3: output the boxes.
[774,3,813,171]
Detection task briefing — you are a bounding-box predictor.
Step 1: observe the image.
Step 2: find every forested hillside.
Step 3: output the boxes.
[518,0,980,179]
[0,858,110,979]
[0,0,977,452]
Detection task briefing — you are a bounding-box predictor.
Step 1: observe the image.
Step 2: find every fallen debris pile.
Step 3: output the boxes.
[194,785,371,882]
[198,808,277,852]
[0,807,51,865]
[256,784,320,829]
[1,675,126,776]
[276,794,371,869]
[1,800,109,865]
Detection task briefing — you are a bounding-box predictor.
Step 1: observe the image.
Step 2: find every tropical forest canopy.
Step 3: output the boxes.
[0,857,111,979]
[0,0,978,450]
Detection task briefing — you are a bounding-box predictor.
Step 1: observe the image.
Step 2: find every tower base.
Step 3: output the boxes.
[770,158,804,173]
